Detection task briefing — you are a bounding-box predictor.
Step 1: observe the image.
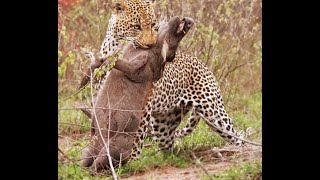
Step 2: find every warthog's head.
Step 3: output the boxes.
[156,16,194,63]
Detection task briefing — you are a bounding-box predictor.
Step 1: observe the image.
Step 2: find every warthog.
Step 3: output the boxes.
[81,16,194,173]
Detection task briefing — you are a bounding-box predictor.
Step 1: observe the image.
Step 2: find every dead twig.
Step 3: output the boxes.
[205,27,216,66]
[89,64,118,180]
[58,147,72,162]
[143,143,155,148]
[58,122,137,136]
[59,85,88,102]
[106,92,118,179]
[222,62,248,80]
[191,152,213,180]
[58,107,144,112]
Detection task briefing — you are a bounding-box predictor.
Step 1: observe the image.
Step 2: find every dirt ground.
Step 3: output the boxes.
[121,145,262,180]
[58,135,261,179]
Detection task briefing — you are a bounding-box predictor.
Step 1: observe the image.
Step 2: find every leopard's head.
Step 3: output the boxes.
[112,0,158,48]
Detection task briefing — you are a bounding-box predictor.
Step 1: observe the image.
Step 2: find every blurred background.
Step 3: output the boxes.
[58,0,261,100]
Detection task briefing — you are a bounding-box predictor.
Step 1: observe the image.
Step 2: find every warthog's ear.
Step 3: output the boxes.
[161,38,169,63]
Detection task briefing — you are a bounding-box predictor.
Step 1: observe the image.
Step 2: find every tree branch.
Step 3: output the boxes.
[89,65,118,179]
[191,152,213,180]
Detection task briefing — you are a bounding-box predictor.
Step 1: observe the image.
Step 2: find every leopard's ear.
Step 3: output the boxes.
[112,0,127,13]
[150,0,156,7]
[143,0,156,6]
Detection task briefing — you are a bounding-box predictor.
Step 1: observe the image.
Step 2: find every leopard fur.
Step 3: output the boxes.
[130,52,246,159]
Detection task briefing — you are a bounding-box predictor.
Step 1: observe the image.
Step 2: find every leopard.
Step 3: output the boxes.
[130,52,251,160]
[79,0,158,92]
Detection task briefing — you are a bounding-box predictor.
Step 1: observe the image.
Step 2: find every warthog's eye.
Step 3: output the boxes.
[132,24,141,30]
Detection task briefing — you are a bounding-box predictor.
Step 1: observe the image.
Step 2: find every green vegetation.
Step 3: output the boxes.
[205,160,262,180]
[117,146,189,175]
[58,96,91,135]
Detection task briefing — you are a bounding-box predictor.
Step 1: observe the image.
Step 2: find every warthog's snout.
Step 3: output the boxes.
[182,17,194,28]
[177,17,194,35]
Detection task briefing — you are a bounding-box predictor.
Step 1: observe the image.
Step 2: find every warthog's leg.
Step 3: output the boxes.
[112,54,148,77]
[80,107,92,120]
[89,147,108,173]
[80,146,95,167]
[89,143,131,173]
[80,142,102,168]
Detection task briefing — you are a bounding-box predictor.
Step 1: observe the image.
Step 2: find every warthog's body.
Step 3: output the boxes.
[81,16,194,173]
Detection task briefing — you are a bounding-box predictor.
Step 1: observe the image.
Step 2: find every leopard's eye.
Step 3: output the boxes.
[132,25,141,30]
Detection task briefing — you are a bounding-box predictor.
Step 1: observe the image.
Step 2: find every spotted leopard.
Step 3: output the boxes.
[130,52,250,159]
